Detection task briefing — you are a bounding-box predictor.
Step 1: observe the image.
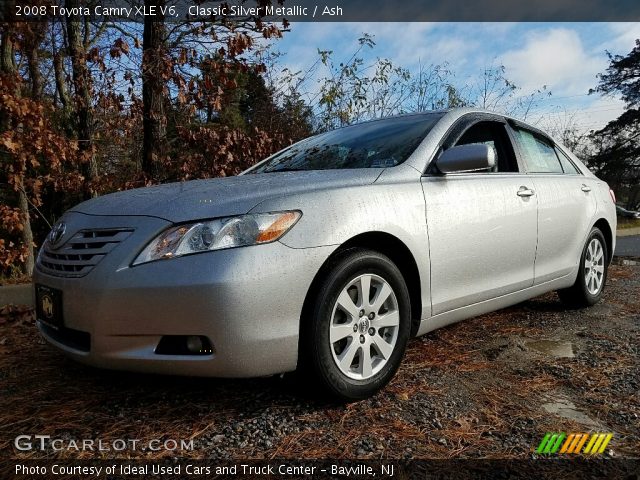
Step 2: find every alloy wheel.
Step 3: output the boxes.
[329,274,400,380]
[584,238,605,295]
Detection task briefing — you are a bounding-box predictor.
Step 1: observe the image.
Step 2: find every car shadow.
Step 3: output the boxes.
[517,298,571,313]
[54,355,338,414]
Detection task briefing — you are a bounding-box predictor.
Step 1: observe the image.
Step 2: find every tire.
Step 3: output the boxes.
[303,249,411,401]
[558,227,608,308]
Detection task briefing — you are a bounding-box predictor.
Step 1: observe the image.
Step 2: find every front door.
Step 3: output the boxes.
[422,119,538,315]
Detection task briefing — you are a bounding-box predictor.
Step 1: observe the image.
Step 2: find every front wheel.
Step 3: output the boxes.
[558,227,608,307]
[303,249,411,401]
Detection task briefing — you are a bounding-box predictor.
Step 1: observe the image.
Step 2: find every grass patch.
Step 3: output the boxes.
[0,269,31,286]
[617,217,640,229]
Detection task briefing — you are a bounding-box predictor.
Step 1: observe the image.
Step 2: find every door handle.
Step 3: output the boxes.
[581,184,592,193]
[517,187,535,197]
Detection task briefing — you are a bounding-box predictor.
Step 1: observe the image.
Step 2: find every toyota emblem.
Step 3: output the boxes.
[49,222,66,246]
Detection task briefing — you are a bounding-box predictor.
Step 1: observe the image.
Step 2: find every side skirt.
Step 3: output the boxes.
[416,272,577,336]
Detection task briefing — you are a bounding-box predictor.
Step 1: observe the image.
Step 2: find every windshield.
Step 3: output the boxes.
[248,113,443,173]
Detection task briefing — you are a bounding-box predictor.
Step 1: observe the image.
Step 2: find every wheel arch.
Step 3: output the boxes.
[593,218,613,264]
[299,232,423,342]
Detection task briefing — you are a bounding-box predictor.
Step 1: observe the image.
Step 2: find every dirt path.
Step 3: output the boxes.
[1,265,638,460]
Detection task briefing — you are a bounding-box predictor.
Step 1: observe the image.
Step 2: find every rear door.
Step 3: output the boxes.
[422,116,538,315]
[510,127,597,283]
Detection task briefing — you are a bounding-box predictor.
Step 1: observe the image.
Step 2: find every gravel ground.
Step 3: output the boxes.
[1,263,638,461]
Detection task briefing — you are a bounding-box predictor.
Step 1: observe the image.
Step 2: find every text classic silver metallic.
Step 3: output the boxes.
[34,108,617,400]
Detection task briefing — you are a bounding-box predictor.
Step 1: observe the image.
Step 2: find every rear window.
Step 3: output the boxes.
[249,114,443,173]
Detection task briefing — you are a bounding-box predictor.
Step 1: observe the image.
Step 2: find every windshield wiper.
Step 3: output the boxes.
[261,167,307,173]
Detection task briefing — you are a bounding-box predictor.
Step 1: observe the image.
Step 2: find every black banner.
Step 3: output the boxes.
[2,0,640,23]
[3,459,640,480]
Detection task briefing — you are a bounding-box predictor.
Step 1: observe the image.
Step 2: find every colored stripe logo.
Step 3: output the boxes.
[536,432,612,455]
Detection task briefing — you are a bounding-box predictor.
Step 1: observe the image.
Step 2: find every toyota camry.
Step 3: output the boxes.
[34,108,617,400]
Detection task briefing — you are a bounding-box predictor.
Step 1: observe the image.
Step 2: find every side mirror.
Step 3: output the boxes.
[436,144,496,174]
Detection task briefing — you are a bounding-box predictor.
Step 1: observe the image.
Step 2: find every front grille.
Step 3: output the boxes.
[37,228,133,277]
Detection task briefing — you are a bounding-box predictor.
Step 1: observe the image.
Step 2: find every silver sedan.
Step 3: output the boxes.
[34,108,617,400]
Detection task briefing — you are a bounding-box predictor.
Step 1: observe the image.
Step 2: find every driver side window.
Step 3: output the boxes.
[454,121,520,173]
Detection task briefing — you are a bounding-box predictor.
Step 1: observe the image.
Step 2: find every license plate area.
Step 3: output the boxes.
[35,284,64,329]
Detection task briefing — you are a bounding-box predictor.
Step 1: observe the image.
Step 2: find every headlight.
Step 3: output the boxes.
[132,211,301,265]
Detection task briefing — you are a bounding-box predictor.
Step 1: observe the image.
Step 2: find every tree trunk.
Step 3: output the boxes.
[53,49,71,108]
[66,0,97,197]
[52,22,70,108]
[628,185,640,210]
[24,31,44,103]
[1,23,35,276]
[17,181,35,275]
[141,0,167,180]
[0,26,12,73]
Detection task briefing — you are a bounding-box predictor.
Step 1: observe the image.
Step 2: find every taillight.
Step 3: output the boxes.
[609,189,616,204]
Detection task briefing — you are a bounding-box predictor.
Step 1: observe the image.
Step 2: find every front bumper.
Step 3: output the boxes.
[33,212,335,377]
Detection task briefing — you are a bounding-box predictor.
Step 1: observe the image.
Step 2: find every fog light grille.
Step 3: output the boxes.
[155,336,213,356]
[39,321,91,352]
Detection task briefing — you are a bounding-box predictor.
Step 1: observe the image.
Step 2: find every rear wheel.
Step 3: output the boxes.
[304,249,411,401]
[558,227,608,307]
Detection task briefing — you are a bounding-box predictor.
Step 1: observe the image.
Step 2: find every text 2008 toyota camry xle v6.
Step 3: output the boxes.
[34,108,616,400]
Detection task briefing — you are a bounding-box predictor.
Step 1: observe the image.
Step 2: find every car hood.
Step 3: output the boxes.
[71,169,383,223]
